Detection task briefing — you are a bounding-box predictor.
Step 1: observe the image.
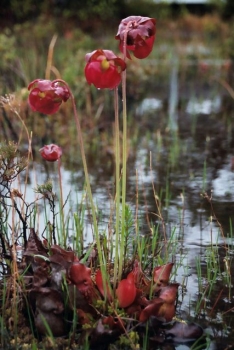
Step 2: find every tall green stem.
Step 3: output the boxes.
[113,87,120,289]
[53,80,104,268]
[57,157,66,246]
[118,25,129,281]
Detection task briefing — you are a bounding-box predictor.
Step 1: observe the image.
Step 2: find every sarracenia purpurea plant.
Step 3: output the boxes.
[26,16,156,290]
[0,15,207,349]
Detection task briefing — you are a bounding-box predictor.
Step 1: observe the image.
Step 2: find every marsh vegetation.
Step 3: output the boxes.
[0,4,234,349]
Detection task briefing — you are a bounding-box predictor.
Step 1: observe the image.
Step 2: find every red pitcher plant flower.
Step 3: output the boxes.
[39,144,62,162]
[28,79,70,114]
[84,49,126,89]
[115,16,156,59]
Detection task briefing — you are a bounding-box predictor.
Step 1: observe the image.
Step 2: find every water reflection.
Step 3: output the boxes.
[136,97,163,116]
[212,158,234,200]
[186,95,222,115]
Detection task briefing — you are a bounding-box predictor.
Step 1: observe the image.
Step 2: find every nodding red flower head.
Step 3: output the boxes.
[39,144,62,162]
[115,16,156,59]
[84,49,126,89]
[28,79,70,115]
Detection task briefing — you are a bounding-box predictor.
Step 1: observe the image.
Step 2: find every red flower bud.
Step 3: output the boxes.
[39,144,62,162]
[115,16,156,59]
[84,49,126,89]
[28,79,70,114]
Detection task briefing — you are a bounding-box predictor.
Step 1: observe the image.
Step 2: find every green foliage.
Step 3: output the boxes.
[34,180,54,199]
[0,30,17,68]
[0,0,121,24]
[223,21,234,59]
[2,0,48,21]
[119,331,140,348]
[0,16,99,99]
[0,141,27,185]
[63,0,120,21]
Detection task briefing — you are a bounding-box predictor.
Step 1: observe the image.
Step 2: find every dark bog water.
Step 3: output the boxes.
[8,57,234,349]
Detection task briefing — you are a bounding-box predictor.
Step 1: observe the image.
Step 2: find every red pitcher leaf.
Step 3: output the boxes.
[154,300,176,322]
[35,311,65,337]
[127,260,142,284]
[33,287,65,337]
[139,298,164,323]
[69,262,94,302]
[125,303,142,318]
[68,284,98,314]
[159,284,179,304]
[116,279,137,308]
[153,262,174,287]
[124,289,147,317]
[33,260,50,288]
[145,284,180,323]
[50,245,79,263]
[89,318,122,348]
[76,308,95,326]
[95,269,113,301]
[24,228,48,257]
[49,245,79,272]
[31,287,64,314]
[102,316,123,331]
